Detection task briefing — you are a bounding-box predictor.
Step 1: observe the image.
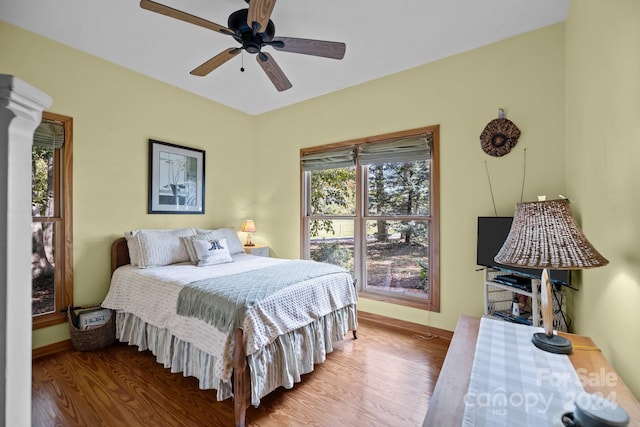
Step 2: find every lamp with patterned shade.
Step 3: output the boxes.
[494,199,608,354]
[241,220,256,246]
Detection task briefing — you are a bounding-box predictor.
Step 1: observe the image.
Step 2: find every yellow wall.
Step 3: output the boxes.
[0,22,255,347]
[5,0,640,402]
[254,24,566,330]
[3,3,638,400]
[565,0,640,397]
[3,20,567,345]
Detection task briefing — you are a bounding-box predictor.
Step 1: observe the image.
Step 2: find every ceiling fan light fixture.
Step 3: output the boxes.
[246,42,261,54]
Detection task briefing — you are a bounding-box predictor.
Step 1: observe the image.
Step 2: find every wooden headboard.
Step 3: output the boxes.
[111,237,130,276]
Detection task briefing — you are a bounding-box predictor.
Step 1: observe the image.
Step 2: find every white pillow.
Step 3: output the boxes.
[124,231,141,266]
[182,233,213,263]
[124,228,196,268]
[195,228,244,254]
[182,236,233,267]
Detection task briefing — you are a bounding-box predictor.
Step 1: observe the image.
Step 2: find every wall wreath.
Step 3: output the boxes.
[479,118,521,157]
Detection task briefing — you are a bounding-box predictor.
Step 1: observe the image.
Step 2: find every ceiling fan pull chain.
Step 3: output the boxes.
[240,51,245,72]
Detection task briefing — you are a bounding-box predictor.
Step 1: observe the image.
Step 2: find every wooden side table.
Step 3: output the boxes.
[423,316,640,426]
[243,244,269,257]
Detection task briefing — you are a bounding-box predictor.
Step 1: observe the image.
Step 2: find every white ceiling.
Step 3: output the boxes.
[1,0,570,115]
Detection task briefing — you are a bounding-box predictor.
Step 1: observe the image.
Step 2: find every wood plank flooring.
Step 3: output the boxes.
[32,317,450,427]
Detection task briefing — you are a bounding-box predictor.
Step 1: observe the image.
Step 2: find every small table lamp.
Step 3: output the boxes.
[494,199,608,354]
[241,220,256,246]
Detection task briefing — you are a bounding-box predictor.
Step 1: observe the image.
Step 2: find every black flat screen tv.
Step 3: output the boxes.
[477,216,571,286]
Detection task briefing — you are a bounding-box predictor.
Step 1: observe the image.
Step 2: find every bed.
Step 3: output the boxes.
[102,228,358,427]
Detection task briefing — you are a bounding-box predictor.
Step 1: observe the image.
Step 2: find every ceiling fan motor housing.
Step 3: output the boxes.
[228,9,275,54]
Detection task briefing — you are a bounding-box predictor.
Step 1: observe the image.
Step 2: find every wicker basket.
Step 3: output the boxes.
[67,306,115,351]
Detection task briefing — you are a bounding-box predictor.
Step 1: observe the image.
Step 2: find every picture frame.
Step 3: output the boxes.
[148,139,205,214]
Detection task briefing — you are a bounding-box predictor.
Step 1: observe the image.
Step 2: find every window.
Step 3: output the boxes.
[31,112,73,328]
[301,126,439,311]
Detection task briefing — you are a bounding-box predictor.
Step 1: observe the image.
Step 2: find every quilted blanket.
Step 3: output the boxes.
[103,254,357,386]
[176,260,349,333]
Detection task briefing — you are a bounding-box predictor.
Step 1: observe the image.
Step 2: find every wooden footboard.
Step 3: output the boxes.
[233,328,250,427]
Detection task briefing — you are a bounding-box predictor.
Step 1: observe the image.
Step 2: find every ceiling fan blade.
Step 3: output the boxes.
[247,0,276,33]
[140,0,232,35]
[256,52,292,92]
[272,37,346,60]
[190,48,241,76]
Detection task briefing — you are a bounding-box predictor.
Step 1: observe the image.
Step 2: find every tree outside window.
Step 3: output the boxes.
[31,112,73,327]
[301,126,439,311]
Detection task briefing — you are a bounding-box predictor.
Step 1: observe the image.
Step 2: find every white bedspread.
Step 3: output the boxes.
[102,253,357,385]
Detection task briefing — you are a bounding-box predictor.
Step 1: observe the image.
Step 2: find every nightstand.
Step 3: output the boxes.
[243,244,269,257]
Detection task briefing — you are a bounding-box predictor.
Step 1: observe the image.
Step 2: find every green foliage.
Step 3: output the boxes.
[368,161,430,245]
[400,221,429,245]
[308,160,430,246]
[418,259,429,294]
[311,242,353,270]
[32,146,52,215]
[368,161,430,218]
[310,168,356,237]
[310,219,336,238]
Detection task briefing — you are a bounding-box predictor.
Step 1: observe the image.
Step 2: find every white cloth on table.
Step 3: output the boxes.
[462,317,584,427]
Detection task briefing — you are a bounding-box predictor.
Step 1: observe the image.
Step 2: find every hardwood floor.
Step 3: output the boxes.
[32,317,450,427]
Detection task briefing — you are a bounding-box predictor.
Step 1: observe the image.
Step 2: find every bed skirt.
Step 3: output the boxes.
[114,304,357,406]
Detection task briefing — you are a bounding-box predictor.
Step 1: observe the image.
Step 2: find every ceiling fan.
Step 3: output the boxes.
[140,0,346,91]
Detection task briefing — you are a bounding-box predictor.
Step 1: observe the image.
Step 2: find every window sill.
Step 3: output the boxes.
[359,289,439,312]
[33,312,67,330]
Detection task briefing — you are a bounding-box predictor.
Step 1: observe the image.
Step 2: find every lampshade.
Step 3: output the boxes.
[494,199,608,270]
[495,199,608,354]
[241,220,256,233]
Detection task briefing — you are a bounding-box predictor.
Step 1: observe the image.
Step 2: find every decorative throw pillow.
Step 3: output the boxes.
[182,236,233,267]
[195,228,244,255]
[124,228,196,268]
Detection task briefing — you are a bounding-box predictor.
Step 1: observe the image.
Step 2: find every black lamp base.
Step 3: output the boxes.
[532,332,573,354]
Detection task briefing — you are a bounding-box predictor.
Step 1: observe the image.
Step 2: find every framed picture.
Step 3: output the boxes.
[148,139,205,214]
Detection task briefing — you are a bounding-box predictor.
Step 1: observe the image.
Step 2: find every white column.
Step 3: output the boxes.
[0,75,52,427]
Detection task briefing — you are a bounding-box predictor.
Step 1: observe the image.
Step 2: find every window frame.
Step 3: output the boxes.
[300,125,440,312]
[32,111,73,329]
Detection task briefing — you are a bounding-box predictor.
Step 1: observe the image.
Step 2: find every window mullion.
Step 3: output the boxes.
[53,148,61,217]
[53,220,64,312]
[354,165,365,291]
[307,215,356,221]
[300,172,310,258]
